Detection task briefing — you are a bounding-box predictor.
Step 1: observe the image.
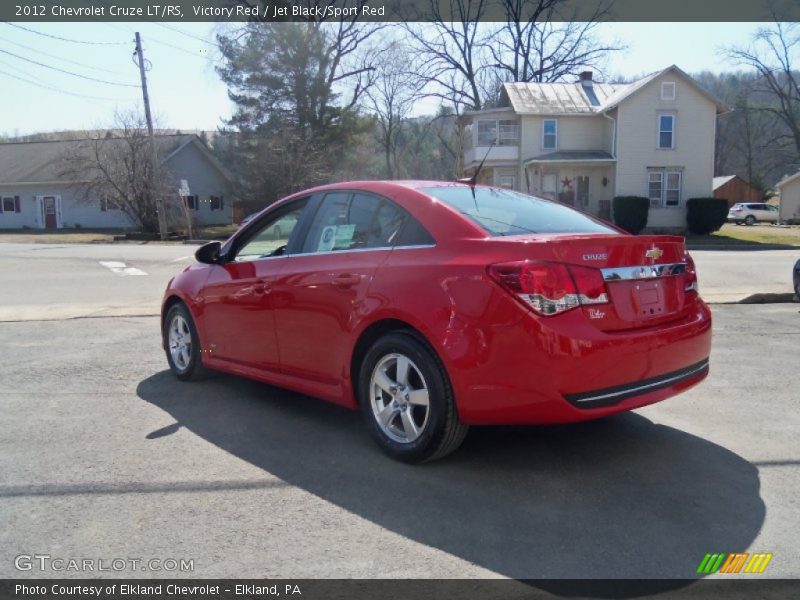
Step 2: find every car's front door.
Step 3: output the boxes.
[272,191,404,389]
[199,198,310,373]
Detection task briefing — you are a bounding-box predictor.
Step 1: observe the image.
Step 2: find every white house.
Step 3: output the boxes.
[462,65,730,229]
[775,171,800,224]
[0,134,233,230]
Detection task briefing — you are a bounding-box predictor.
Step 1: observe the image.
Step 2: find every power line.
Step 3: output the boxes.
[101,22,212,59]
[154,23,222,50]
[3,23,129,45]
[0,35,122,75]
[0,65,135,101]
[0,48,140,87]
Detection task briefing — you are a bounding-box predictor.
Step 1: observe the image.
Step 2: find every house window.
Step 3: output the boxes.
[477,120,498,146]
[476,119,519,147]
[665,171,682,207]
[498,120,519,146]
[2,197,17,213]
[497,173,516,189]
[210,196,223,211]
[648,168,683,208]
[185,195,198,210]
[658,114,675,149]
[543,119,557,150]
[100,198,119,211]
[648,172,663,208]
[661,82,676,100]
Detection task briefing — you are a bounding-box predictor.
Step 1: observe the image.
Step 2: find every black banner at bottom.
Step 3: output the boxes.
[2,579,799,600]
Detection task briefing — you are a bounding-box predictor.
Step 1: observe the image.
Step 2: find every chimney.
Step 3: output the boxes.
[579,71,593,86]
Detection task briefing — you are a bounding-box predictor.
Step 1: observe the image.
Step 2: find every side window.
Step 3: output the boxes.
[395,216,435,247]
[234,199,308,262]
[300,192,424,254]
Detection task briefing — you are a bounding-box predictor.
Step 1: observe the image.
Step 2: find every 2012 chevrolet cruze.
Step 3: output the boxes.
[162,181,711,462]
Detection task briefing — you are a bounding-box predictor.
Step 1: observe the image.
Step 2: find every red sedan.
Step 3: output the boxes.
[162,181,711,462]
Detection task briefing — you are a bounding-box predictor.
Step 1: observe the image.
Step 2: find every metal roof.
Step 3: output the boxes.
[500,65,730,116]
[503,82,626,115]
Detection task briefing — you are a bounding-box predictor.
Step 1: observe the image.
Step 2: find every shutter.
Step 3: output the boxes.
[14,196,20,213]
[220,195,224,210]
[0,198,3,213]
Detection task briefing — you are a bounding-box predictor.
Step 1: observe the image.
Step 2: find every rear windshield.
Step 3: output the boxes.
[421,186,619,236]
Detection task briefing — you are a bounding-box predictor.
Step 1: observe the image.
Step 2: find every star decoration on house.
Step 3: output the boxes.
[561,176,573,189]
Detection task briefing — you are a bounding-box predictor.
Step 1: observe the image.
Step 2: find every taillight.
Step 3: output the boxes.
[488,261,609,316]
[684,253,698,293]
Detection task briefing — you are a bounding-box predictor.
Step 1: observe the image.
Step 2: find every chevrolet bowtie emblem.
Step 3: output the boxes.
[645,247,663,260]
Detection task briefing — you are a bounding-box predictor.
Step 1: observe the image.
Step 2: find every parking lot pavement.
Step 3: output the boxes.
[0,243,193,321]
[1,302,798,582]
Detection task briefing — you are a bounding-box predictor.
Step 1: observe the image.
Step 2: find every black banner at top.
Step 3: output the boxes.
[2,0,800,22]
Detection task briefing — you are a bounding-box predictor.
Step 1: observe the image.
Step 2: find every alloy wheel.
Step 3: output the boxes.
[168,314,193,371]
[369,353,430,443]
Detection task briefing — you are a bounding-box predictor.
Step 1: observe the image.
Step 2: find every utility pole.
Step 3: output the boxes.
[134,32,168,240]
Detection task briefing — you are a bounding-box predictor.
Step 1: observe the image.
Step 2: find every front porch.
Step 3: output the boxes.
[523,152,616,221]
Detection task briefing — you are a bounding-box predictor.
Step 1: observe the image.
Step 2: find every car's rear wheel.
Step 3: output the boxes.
[164,303,211,381]
[745,215,756,225]
[359,332,468,463]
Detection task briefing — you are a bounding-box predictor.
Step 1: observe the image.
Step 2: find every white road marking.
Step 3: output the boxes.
[99,261,147,276]
[171,255,192,262]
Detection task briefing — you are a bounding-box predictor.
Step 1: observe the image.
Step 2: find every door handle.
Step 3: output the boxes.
[333,273,360,289]
[253,279,271,294]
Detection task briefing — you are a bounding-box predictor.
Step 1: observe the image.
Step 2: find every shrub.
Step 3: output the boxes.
[612,196,649,234]
[686,197,729,234]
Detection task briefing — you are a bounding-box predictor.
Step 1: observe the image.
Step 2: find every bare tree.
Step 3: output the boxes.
[728,21,800,159]
[365,43,423,178]
[60,111,179,234]
[489,0,623,85]
[404,0,492,113]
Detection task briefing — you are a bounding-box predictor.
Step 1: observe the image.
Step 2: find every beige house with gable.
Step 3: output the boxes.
[462,65,729,229]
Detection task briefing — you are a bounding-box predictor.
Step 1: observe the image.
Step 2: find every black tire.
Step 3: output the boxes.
[745,215,756,226]
[163,303,213,381]
[358,331,468,463]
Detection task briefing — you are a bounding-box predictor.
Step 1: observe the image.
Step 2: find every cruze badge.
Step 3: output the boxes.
[583,253,608,261]
[588,308,606,319]
[645,247,663,260]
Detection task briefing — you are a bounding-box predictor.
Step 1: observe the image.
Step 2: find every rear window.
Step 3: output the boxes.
[421,186,618,236]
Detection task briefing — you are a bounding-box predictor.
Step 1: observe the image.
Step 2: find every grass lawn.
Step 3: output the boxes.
[196,224,238,240]
[687,223,800,247]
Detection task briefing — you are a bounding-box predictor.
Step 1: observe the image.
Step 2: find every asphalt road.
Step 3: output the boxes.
[0,243,798,584]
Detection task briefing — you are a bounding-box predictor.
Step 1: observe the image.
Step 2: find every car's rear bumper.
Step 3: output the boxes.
[452,298,712,425]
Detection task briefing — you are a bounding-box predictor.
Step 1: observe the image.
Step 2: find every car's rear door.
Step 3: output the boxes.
[199,198,311,373]
[272,191,404,389]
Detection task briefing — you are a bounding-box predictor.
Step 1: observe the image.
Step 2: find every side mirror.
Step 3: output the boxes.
[195,241,222,265]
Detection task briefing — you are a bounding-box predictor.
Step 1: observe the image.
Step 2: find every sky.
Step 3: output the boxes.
[0,21,769,137]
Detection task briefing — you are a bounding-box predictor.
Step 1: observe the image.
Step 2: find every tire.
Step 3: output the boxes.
[164,303,213,381]
[358,331,468,463]
[745,215,756,226]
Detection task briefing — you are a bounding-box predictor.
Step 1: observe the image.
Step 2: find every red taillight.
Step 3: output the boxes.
[684,253,698,294]
[488,261,609,316]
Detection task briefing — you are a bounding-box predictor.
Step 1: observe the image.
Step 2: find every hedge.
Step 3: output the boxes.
[612,196,649,234]
[686,197,729,235]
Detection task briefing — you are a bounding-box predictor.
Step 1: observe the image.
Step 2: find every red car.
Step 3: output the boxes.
[162,181,711,462]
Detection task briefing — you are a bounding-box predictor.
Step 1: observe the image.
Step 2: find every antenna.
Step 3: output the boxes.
[459,140,495,186]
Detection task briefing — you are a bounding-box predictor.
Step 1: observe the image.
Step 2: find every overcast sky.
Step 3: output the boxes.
[0,21,768,136]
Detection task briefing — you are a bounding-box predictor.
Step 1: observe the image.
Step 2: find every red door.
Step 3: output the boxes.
[271,191,398,387]
[43,197,57,229]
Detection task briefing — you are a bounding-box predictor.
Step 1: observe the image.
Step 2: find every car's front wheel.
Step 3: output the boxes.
[164,303,211,381]
[359,332,468,463]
